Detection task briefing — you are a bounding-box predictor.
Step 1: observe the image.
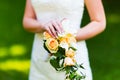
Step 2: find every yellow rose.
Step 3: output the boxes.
[58,37,68,44]
[65,48,75,57]
[58,34,76,46]
[68,36,76,43]
[66,33,73,37]
[65,33,76,43]
[43,31,52,40]
[45,38,58,53]
[64,57,75,67]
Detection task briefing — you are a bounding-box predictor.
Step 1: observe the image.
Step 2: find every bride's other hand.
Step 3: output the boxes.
[42,19,65,38]
[76,0,106,41]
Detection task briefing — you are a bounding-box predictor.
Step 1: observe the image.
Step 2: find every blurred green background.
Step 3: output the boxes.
[0,0,120,80]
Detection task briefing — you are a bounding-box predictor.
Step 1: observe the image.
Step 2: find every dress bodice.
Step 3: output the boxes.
[31,0,84,33]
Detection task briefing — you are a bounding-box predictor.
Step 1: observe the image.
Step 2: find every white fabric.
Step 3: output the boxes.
[29,0,92,80]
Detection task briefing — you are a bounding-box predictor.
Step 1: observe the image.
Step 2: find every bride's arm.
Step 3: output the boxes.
[23,0,63,37]
[23,0,45,33]
[76,0,106,41]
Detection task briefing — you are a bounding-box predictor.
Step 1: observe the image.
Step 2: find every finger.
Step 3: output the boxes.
[56,20,64,33]
[49,24,57,38]
[61,18,67,23]
[45,26,54,37]
[52,21,61,33]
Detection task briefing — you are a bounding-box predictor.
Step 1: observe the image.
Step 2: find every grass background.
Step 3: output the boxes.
[0,0,120,80]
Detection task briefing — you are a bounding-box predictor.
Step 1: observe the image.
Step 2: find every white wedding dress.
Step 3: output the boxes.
[29,0,92,80]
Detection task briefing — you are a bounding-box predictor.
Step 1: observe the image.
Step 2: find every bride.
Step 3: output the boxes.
[23,0,106,80]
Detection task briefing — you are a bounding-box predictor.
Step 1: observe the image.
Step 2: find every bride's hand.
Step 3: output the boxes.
[42,19,65,38]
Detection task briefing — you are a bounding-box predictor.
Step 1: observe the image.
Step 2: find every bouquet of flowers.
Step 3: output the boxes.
[43,21,86,80]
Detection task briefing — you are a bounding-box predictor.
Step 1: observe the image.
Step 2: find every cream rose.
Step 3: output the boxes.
[45,38,58,53]
[59,42,69,51]
[64,57,75,67]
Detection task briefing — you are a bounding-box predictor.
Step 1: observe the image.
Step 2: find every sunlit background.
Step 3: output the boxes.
[0,0,120,80]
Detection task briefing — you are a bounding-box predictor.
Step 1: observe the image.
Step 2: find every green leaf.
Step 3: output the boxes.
[71,66,78,72]
[54,47,65,58]
[69,72,76,79]
[79,63,85,69]
[43,41,51,53]
[69,47,77,51]
[64,66,71,74]
[50,56,60,71]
